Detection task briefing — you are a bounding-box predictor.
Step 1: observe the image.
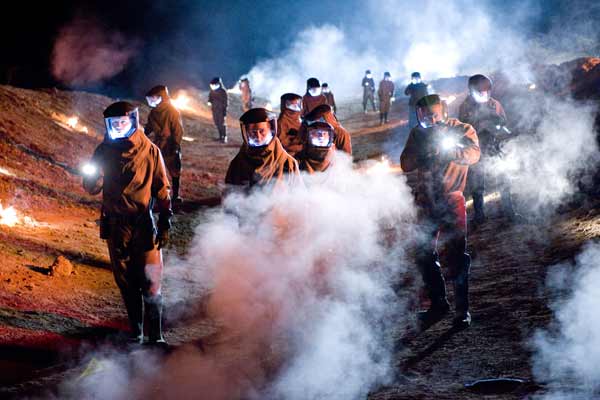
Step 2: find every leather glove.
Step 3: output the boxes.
[155,212,172,250]
[155,229,169,250]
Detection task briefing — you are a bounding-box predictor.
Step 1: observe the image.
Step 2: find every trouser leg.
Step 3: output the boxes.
[139,246,165,343]
[468,161,486,221]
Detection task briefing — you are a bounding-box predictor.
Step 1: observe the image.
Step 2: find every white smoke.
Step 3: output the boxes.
[244,0,598,103]
[60,156,417,399]
[532,242,600,399]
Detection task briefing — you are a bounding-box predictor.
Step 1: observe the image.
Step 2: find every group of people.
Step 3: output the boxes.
[82,69,519,346]
[361,69,396,125]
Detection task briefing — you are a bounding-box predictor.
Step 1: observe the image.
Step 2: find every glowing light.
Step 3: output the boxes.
[265,102,273,111]
[0,203,18,227]
[81,163,97,176]
[364,157,403,175]
[172,93,192,111]
[441,136,457,151]
[67,117,78,128]
[182,136,195,142]
[52,113,92,135]
[0,167,15,177]
[442,95,457,104]
[528,83,537,91]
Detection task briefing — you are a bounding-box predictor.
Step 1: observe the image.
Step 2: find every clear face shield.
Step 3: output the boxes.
[322,87,330,93]
[411,77,421,84]
[416,102,448,129]
[307,126,334,148]
[308,87,322,97]
[285,100,302,112]
[146,95,162,108]
[243,121,275,147]
[470,88,490,103]
[210,83,220,91]
[104,109,138,140]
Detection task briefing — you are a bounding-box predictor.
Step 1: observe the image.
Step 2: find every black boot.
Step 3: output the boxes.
[453,253,471,328]
[417,254,450,329]
[123,292,144,344]
[171,177,183,204]
[144,295,168,348]
[379,113,384,125]
[472,192,486,225]
[384,112,389,124]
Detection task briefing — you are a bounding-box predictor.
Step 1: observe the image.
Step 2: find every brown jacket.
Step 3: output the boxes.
[302,93,328,117]
[378,80,395,113]
[304,106,352,155]
[277,110,303,157]
[297,147,335,174]
[83,129,171,217]
[225,137,301,189]
[400,118,479,199]
[144,100,184,154]
[324,92,337,114]
[458,97,506,153]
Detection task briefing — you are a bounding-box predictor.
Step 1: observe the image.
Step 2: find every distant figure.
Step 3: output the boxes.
[404,72,430,128]
[83,101,172,346]
[362,69,377,113]
[321,83,337,114]
[378,72,395,125]
[277,93,304,157]
[239,77,253,112]
[144,85,184,203]
[208,77,229,143]
[302,77,328,117]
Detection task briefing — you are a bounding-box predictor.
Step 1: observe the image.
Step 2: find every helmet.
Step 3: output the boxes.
[415,94,448,129]
[411,72,421,79]
[240,108,277,147]
[468,74,493,103]
[103,102,138,140]
[365,69,371,74]
[304,104,334,123]
[304,121,334,148]
[210,77,223,91]
[145,85,169,108]
[280,93,302,112]
[307,77,321,89]
[384,71,391,78]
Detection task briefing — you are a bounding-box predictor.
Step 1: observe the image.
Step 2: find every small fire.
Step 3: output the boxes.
[172,93,192,111]
[67,116,78,128]
[182,136,195,142]
[364,157,402,175]
[0,203,19,227]
[0,166,15,177]
[52,113,93,135]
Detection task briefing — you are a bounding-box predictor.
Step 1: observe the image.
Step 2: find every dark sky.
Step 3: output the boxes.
[1,0,597,97]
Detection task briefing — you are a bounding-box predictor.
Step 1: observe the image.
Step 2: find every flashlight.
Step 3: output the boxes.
[441,136,457,151]
[81,163,98,176]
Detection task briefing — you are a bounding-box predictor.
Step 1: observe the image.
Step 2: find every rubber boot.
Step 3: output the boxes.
[145,295,168,348]
[123,292,143,344]
[472,192,486,225]
[417,253,450,329]
[453,253,471,328]
[171,177,183,204]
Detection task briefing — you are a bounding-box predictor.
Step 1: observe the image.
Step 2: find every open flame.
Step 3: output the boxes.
[172,92,192,111]
[0,166,15,177]
[52,113,92,135]
[364,157,403,175]
[0,203,19,227]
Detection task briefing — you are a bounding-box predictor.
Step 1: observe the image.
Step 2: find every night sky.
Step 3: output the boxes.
[1,0,598,97]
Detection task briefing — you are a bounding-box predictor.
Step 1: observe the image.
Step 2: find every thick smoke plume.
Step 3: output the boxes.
[244,0,599,103]
[532,242,600,399]
[60,156,417,399]
[51,17,140,86]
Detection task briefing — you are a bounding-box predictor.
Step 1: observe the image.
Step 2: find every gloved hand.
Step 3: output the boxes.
[155,212,172,250]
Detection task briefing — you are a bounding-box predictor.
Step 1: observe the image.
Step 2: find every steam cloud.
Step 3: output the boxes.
[51,17,140,86]
[61,156,418,399]
[532,242,600,399]
[244,0,599,103]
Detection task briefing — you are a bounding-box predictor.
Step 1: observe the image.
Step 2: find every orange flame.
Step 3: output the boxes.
[172,93,192,111]
[0,203,19,227]
[364,157,403,175]
[52,113,93,135]
[0,166,15,177]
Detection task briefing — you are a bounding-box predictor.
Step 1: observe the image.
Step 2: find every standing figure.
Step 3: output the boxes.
[404,72,430,128]
[277,93,304,157]
[144,85,184,203]
[83,101,172,346]
[302,77,328,117]
[209,77,228,143]
[378,72,395,125]
[362,69,377,113]
[239,77,253,112]
[321,83,337,114]
[400,94,480,329]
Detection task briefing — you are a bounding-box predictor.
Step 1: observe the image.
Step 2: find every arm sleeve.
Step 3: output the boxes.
[144,113,158,136]
[400,130,419,172]
[171,111,184,147]
[82,146,104,195]
[404,85,411,96]
[151,150,172,214]
[455,124,480,165]
[458,102,468,122]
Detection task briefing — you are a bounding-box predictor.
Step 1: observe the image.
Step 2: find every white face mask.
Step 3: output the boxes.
[286,101,302,112]
[322,88,330,93]
[385,76,391,81]
[309,87,322,97]
[146,96,162,108]
[366,74,372,79]
[210,84,220,91]
[471,90,490,103]
[248,132,274,147]
[412,78,421,84]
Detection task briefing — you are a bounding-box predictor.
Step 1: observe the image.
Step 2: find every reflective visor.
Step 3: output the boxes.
[471,89,490,103]
[307,127,333,147]
[146,96,162,108]
[104,109,138,140]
